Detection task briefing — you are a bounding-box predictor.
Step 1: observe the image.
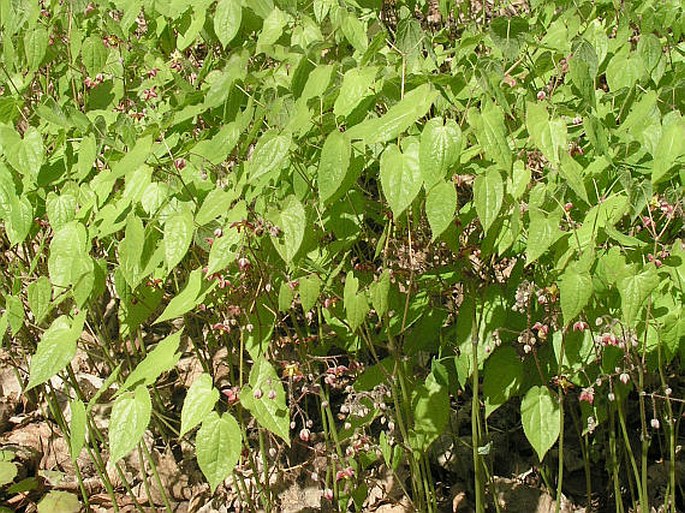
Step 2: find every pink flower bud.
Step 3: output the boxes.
[619,372,630,385]
[537,90,547,101]
[299,428,311,442]
[253,388,263,399]
[579,387,595,405]
[651,418,660,430]
[323,489,334,501]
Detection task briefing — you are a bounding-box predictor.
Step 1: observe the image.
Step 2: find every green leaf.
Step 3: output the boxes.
[69,399,86,460]
[206,225,242,275]
[380,142,422,218]
[484,346,523,418]
[526,210,562,264]
[298,275,321,312]
[474,168,503,233]
[299,64,334,102]
[27,312,86,390]
[48,221,90,291]
[120,331,182,392]
[46,192,77,231]
[256,7,288,53]
[181,373,220,437]
[154,268,214,324]
[419,118,462,187]
[214,0,241,48]
[521,385,560,461]
[246,131,290,182]
[5,295,24,336]
[6,195,33,246]
[28,276,51,324]
[81,35,108,77]
[240,359,290,444]
[8,127,43,180]
[370,270,390,318]
[196,412,242,492]
[270,196,305,264]
[109,386,151,463]
[340,12,367,53]
[24,27,48,71]
[37,491,80,513]
[409,373,449,453]
[195,188,235,226]
[619,268,659,326]
[559,153,589,204]
[568,57,596,109]
[559,266,593,324]
[344,270,369,331]
[468,103,512,172]
[0,462,17,486]
[318,130,351,204]
[425,181,456,241]
[164,212,194,271]
[119,215,145,289]
[651,119,685,184]
[526,102,567,168]
[333,67,376,118]
[346,84,437,145]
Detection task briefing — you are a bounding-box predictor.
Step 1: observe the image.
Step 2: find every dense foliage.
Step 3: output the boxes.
[0,0,684,511]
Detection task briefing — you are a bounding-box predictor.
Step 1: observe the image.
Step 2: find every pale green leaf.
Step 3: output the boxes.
[526,102,567,168]
[120,331,182,392]
[270,196,305,264]
[469,103,512,172]
[559,266,593,324]
[256,8,288,53]
[195,188,235,226]
[652,119,685,185]
[419,118,462,187]
[109,386,151,463]
[526,210,562,264]
[484,346,523,418]
[474,168,503,233]
[318,130,351,204]
[37,491,80,513]
[340,12,367,53]
[425,181,456,241]
[344,270,369,331]
[370,270,390,318]
[246,131,290,182]
[619,268,659,326]
[380,142,422,218]
[0,462,17,487]
[346,84,436,145]
[521,386,560,461]
[24,27,48,71]
[206,225,242,275]
[164,212,194,271]
[214,0,241,48]
[28,276,51,324]
[409,373,449,453]
[240,359,290,443]
[46,192,77,231]
[181,373,220,437]
[81,36,108,77]
[196,412,242,492]
[298,275,321,312]
[154,268,214,324]
[69,399,86,460]
[27,312,85,390]
[333,67,376,118]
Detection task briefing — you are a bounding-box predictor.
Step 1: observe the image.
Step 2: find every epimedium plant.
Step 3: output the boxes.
[0,0,684,511]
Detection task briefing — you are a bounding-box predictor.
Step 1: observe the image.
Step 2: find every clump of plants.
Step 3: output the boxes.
[0,0,684,512]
